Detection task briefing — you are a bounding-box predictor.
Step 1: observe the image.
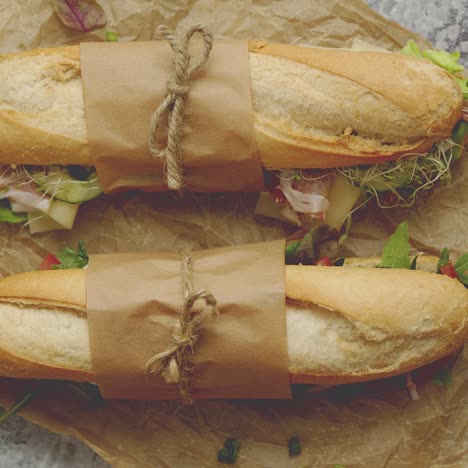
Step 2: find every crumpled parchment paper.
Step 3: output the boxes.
[0,1,466,467]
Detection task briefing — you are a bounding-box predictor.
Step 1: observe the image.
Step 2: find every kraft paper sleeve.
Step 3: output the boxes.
[80,40,265,193]
[86,241,291,400]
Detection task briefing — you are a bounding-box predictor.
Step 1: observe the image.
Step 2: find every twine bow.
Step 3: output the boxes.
[145,248,219,404]
[148,24,214,191]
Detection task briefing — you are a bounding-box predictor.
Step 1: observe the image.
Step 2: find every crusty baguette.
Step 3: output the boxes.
[0,43,462,168]
[0,262,466,386]
[342,255,438,271]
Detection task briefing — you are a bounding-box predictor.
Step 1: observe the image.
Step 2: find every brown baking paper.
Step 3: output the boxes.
[86,241,291,400]
[0,1,467,467]
[80,40,264,193]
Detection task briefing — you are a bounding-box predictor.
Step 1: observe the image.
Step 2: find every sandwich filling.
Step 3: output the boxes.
[259,41,468,230]
[0,165,101,232]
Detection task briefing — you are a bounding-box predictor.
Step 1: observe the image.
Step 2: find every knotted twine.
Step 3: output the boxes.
[144,247,219,404]
[148,24,214,191]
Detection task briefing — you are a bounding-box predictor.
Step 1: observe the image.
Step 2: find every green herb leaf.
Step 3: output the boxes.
[285,240,301,264]
[334,465,347,468]
[287,225,339,265]
[437,247,450,273]
[52,241,89,270]
[106,31,118,42]
[0,199,28,224]
[401,39,423,58]
[454,253,468,285]
[422,49,464,74]
[288,436,301,457]
[217,438,240,464]
[0,391,36,424]
[380,222,411,269]
[410,255,418,270]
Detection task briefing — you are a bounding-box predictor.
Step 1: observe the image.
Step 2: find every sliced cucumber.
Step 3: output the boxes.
[27,199,80,233]
[28,166,102,204]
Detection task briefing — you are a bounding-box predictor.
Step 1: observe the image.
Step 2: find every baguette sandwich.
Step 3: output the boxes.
[0,229,466,391]
[0,40,466,232]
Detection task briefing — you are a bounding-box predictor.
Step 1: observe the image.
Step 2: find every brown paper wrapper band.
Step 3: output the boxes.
[80,32,264,194]
[86,241,292,401]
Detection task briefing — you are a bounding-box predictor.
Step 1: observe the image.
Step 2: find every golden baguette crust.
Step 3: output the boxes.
[0,264,466,385]
[0,45,91,166]
[0,269,86,309]
[0,346,92,382]
[0,43,462,168]
[285,266,467,333]
[343,255,439,271]
[250,40,462,168]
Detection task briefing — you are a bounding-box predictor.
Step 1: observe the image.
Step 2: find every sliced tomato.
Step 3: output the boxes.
[316,256,333,266]
[38,253,61,270]
[269,188,286,204]
[440,263,458,279]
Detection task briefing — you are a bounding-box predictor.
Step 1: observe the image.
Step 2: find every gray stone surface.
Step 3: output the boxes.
[0,1,466,467]
[367,0,467,64]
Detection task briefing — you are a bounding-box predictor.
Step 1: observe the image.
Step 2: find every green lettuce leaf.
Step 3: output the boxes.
[454,77,468,99]
[401,39,423,58]
[0,199,28,224]
[402,40,466,96]
[422,49,464,74]
[380,222,411,269]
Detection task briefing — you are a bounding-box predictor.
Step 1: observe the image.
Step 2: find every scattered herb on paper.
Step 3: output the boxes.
[106,31,118,41]
[53,0,107,32]
[0,391,36,424]
[217,438,240,464]
[333,257,345,267]
[288,436,301,456]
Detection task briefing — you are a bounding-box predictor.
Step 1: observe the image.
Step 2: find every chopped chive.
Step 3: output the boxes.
[0,391,36,424]
[288,436,301,456]
[333,257,345,267]
[217,438,240,464]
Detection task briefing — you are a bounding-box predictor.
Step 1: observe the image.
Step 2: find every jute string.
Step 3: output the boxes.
[144,247,219,404]
[148,24,214,191]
